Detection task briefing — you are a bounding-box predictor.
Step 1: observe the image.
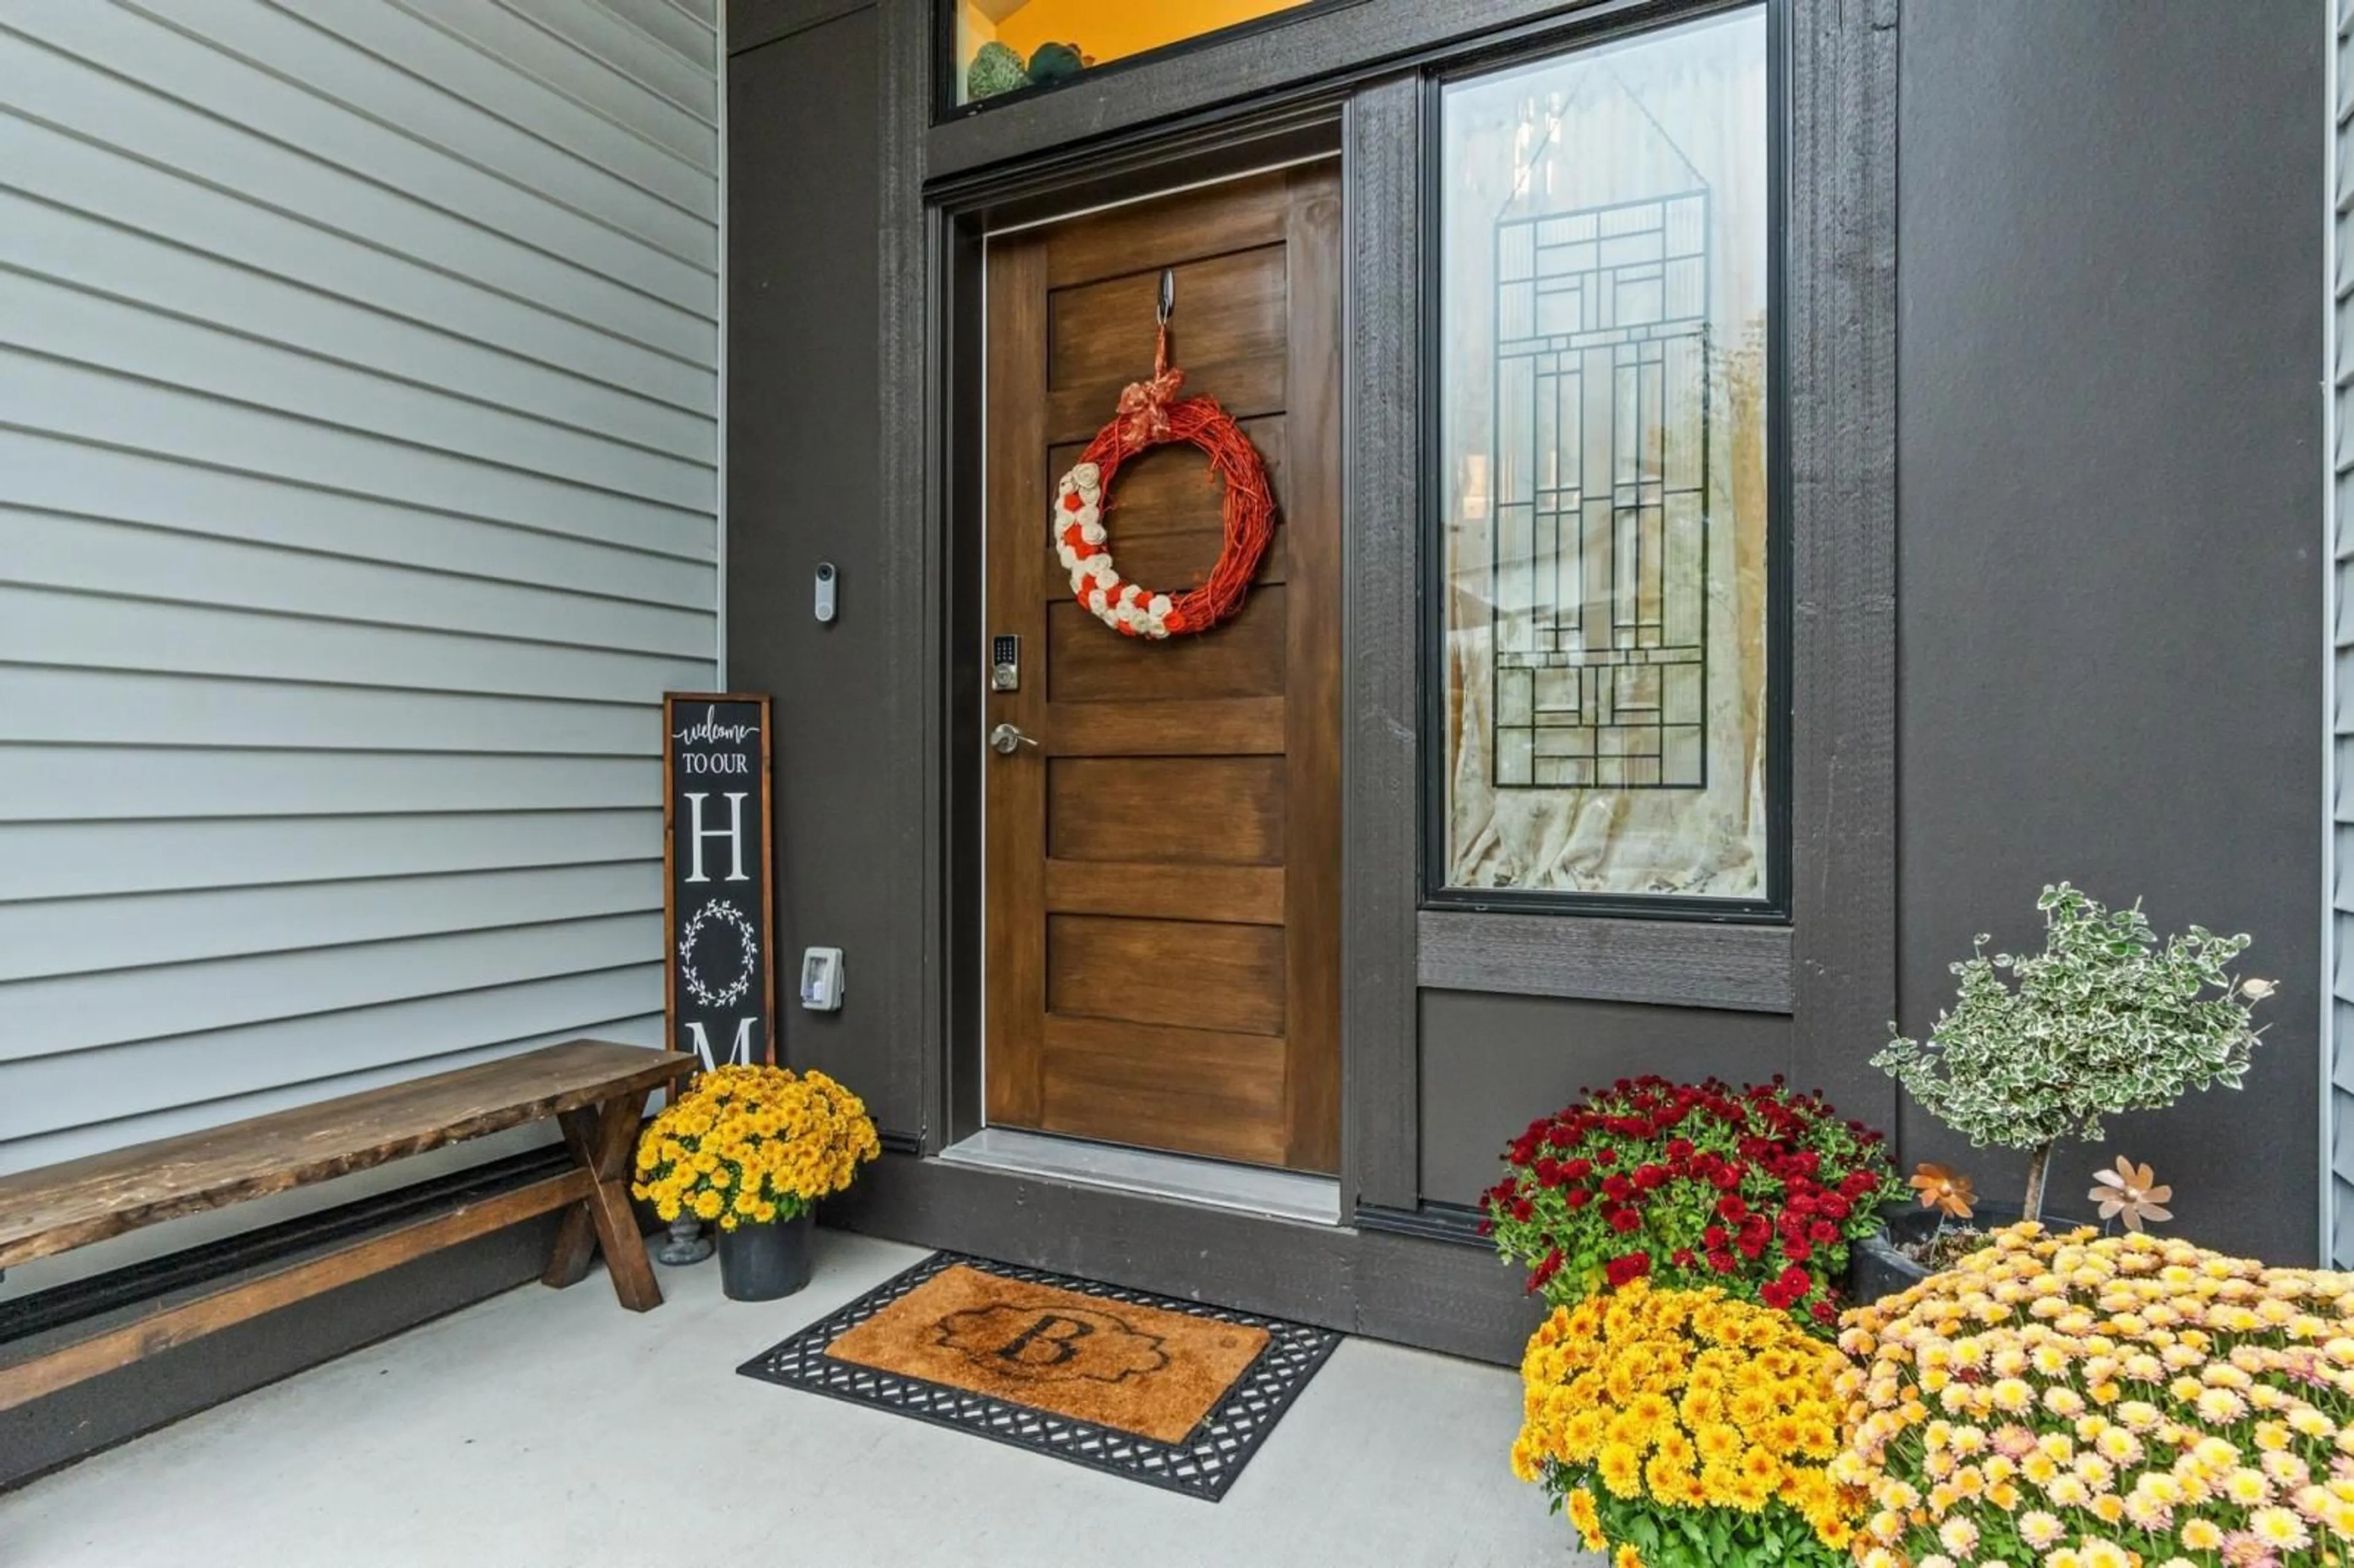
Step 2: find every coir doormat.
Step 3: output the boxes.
[736,1251,1341,1500]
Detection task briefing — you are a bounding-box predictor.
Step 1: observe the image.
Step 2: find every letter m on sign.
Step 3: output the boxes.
[684,1018,758,1070]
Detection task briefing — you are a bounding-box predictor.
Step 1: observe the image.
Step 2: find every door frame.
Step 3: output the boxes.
[940,121,1354,1172]
[969,155,1349,1175]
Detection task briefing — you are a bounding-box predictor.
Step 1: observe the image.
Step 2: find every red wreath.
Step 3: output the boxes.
[1051,323,1277,639]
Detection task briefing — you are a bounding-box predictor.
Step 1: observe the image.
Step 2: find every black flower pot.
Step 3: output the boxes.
[1846,1209,1937,1307]
[1846,1203,2095,1309]
[717,1209,814,1301]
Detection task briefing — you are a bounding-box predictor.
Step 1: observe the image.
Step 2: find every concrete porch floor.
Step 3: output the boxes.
[0,1231,1588,1567]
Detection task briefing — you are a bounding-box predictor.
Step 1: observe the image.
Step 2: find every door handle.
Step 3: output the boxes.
[989,723,1040,756]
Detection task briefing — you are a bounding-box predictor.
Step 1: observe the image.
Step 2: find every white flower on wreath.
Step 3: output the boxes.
[1051,459,1176,638]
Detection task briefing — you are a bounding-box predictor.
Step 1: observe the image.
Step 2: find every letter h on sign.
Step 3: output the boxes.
[682,791,749,883]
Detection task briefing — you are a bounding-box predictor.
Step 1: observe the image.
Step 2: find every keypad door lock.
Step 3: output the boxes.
[991,634,1020,693]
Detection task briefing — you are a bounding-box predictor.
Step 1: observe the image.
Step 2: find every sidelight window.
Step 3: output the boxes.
[1431,5,1783,913]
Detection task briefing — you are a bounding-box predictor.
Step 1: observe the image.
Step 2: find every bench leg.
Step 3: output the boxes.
[541,1108,600,1290]
[542,1092,662,1312]
[541,1198,597,1292]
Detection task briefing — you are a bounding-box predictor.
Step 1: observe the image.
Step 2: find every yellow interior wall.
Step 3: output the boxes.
[991,0,1306,67]
[958,0,996,69]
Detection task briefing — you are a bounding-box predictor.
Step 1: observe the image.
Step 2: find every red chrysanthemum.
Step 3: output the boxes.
[1477,1074,1901,1332]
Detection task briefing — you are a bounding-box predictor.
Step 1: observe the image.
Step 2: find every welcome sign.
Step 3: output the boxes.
[663,693,775,1070]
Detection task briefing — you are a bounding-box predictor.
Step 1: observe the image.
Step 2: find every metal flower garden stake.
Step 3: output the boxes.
[1870,883,2272,1223]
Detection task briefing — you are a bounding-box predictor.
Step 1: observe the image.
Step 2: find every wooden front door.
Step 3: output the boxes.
[981,166,1341,1173]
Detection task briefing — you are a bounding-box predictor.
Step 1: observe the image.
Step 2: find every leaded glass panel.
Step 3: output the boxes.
[1438,7,1774,904]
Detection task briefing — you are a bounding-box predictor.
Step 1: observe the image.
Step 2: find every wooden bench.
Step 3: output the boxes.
[0,1040,685,1415]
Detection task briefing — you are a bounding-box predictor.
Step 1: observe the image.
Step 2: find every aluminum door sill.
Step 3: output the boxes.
[935,1127,1342,1226]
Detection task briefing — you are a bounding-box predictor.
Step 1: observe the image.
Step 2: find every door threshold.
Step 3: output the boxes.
[935,1128,1342,1226]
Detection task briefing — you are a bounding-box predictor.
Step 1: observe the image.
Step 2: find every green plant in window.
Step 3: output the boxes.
[1024,41,1086,85]
[1871,883,2272,1222]
[965,40,1026,101]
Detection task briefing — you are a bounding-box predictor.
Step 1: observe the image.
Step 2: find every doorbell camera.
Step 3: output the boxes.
[813,561,838,625]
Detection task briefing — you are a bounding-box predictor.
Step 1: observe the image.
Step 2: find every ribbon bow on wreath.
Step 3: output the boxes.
[1113,351,1185,447]
[1051,276,1278,640]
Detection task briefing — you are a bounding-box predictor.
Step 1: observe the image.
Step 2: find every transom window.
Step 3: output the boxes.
[949,1,1316,110]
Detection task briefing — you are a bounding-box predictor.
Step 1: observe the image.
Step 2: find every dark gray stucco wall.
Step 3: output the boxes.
[1419,994,1794,1206]
[726,7,912,1130]
[725,0,2329,1271]
[1894,0,2324,1262]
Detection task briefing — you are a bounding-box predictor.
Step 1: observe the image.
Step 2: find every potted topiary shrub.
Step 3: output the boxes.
[631,1064,880,1301]
[1857,883,2271,1297]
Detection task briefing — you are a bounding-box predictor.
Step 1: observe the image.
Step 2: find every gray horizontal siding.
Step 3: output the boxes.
[1,431,717,605]
[0,0,717,1174]
[2334,0,2351,1266]
[0,811,661,903]
[4,1013,668,1174]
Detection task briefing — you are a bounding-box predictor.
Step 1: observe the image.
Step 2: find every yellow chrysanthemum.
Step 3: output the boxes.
[630,1065,879,1232]
[1596,1442,1644,1498]
[1514,1279,1856,1555]
[1643,1453,1694,1498]
[1564,1486,1603,1548]
[1694,1422,1742,1466]
[1561,1409,1607,1458]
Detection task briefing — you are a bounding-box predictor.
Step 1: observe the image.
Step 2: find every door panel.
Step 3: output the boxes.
[982,163,1342,1172]
[1042,175,1292,287]
[1045,914,1287,1035]
[1042,861,1284,924]
[1049,248,1288,389]
[1040,696,1285,758]
[1046,756,1286,864]
[1046,358,1286,446]
[1089,525,1290,592]
[1038,1017,1289,1168]
[1046,588,1289,703]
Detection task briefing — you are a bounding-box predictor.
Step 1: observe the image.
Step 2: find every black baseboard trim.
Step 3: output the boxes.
[1352,1200,1491,1250]
[826,1152,1546,1364]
